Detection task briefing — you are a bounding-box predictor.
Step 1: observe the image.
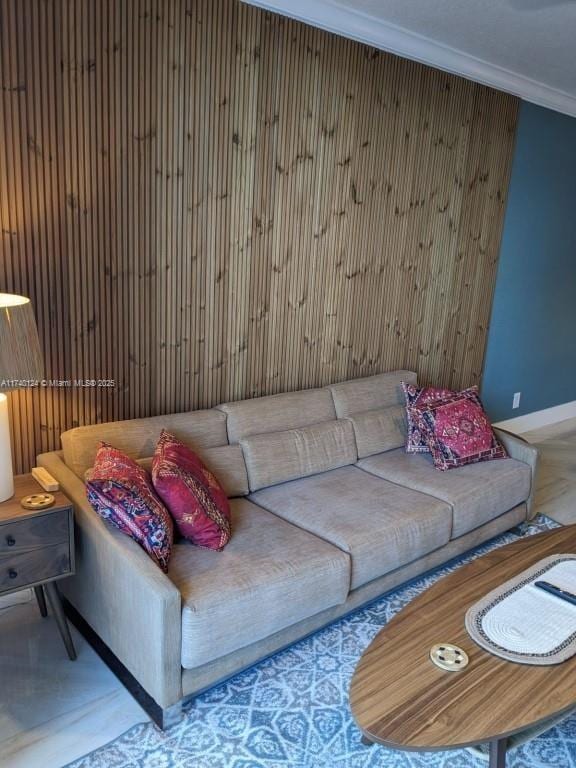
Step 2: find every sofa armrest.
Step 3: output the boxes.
[38,451,183,709]
[493,428,539,520]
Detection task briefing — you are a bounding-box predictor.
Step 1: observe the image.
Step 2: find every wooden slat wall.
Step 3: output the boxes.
[0,0,518,474]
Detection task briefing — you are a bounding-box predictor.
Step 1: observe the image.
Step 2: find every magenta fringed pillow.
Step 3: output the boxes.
[410,389,507,471]
[86,443,173,571]
[152,430,231,551]
[401,382,455,453]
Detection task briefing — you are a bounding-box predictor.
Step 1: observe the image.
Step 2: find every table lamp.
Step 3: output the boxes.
[0,293,44,501]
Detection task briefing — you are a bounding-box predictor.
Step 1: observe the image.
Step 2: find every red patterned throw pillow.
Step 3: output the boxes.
[152,430,231,550]
[85,443,173,571]
[402,382,455,453]
[410,389,507,471]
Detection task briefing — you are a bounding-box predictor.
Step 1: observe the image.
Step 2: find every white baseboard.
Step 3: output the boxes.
[493,401,576,435]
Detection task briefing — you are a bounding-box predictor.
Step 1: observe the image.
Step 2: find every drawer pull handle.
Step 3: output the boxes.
[8,569,17,579]
[6,535,16,547]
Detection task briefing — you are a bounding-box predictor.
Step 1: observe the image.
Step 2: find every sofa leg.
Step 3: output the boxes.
[159,702,184,730]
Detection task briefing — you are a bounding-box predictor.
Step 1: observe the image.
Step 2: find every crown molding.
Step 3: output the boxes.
[242,0,576,118]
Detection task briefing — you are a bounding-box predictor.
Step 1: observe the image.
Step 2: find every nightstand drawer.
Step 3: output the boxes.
[0,509,70,555]
[0,542,71,592]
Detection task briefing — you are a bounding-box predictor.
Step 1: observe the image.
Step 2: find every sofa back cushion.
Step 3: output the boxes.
[327,370,417,417]
[347,405,407,459]
[61,409,228,479]
[136,445,249,498]
[217,388,336,443]
[327,371,416,458]
[241,420,357,491]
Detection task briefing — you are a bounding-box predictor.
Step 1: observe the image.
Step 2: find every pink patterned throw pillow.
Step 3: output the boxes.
[402,382,455,453]
[85,443,173,571]
[410,389,507,471]
[152,430,231,551]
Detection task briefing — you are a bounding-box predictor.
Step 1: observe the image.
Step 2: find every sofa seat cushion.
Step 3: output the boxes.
[250,466,452,590]
[358,449,531,539]
[169,499,350,669]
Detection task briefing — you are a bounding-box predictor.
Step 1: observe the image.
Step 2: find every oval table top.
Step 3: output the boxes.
[350,525,576,750]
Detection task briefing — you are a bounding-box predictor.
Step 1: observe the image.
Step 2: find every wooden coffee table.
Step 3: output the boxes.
[350,526,576,767]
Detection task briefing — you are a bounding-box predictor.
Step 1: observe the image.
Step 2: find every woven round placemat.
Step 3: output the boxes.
[465,554,576,665]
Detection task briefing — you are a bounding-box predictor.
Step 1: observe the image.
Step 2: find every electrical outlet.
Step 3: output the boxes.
[512,392,521,409]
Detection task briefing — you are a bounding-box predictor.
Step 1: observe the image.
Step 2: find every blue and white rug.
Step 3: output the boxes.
[67,515,576,768]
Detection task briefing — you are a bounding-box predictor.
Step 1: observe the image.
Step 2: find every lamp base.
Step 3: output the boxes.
[0,394,15,502]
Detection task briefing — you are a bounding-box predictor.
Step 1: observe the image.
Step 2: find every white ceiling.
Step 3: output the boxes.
[243,0,576,117]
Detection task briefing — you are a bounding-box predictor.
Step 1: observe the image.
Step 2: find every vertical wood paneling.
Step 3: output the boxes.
[0,0,518,473]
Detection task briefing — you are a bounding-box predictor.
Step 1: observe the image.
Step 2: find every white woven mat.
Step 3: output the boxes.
[465,554,576,664]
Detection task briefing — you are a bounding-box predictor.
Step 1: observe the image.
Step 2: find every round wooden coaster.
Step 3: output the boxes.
[20,492,55,510]
[430,643,469,671]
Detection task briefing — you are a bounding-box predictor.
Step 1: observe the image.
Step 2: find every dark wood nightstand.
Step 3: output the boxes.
[0,474,76,659]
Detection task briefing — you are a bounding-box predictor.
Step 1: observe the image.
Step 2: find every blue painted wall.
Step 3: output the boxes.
[481,102,576,422]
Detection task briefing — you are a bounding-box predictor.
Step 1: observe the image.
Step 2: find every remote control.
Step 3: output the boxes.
[31,466,60,492]
[534,580,576,607]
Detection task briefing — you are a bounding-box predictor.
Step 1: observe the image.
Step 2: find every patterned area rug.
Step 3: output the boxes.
[67,515,576,768]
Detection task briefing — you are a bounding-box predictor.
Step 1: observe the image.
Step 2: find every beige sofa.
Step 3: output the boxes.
[38,371,538,728]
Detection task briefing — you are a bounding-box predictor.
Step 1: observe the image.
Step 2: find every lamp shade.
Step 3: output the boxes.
[0,293,43,500]
[0,293,44,388]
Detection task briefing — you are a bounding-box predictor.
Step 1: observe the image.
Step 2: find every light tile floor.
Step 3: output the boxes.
[0,417,574,768]
[0,590,146,768]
